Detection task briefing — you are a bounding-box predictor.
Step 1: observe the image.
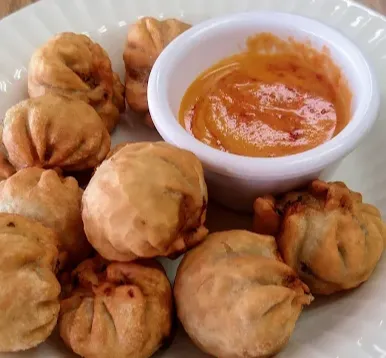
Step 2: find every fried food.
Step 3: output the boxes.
[0,213,60,352]
[174,230,312,358]
[123,17,191,127]
[28,32,125,132]
[59,256,173,358]
[82,142,208,261]
[0,168,91,267]
[253,180,386,295]
[3,94,110,171]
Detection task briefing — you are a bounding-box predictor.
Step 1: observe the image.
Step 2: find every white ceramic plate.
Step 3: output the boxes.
[1,0,386,357]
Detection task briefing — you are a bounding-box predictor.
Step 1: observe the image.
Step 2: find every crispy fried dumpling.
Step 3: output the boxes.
[28,32,125,132]
[123,17,191,127]
[174,230,312,358]
[0,213,60,352]
[253,180,386,295]
[59,257,173,358]
[3,94,110,171]
[0,168,91,267]
[82,142,208,261]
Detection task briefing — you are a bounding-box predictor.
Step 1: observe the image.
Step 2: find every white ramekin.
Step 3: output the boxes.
[148,12,380,211]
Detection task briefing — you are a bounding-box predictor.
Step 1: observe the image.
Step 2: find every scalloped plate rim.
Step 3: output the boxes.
[0,1,386,358]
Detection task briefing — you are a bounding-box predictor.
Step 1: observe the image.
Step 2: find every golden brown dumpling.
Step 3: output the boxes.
[0,213,60,352]
[253,180,386,295]
[0,167,91,267]
[59,256,173,358]
[123,17,191,127]
[174,230,312,358]
[28,32,125,132]
[82,142,208,261]
[3,94,110,171]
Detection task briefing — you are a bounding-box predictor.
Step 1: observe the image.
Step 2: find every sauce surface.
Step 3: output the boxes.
[179,33,352,157]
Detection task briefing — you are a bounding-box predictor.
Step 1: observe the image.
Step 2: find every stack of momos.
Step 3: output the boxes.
[174,230,313,358]
[82,141,208,262]
[0,19,200,358]
[253,180,386,295]
[28,32,125,132]
[0,213,60,352]
[59,256,173,358]
[123,17,191,127]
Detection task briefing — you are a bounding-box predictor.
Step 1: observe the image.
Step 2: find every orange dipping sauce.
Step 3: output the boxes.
[179,33,352,157]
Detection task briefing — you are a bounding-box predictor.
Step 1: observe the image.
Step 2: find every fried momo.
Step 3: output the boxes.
[82,142,208,261]
[3,94,110,171]
[253,180,386,295]
[0,168,91,267]
[28,32,125,132]
[59,257,173,358]
[0,213,60,352]
[174,230,312,358]
[123,17,191,127]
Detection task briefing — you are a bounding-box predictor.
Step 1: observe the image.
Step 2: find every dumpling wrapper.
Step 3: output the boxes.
[0,125,15,181]
[3,94,110,172]
[82,142,208,261]
[253,180,386,295]
[0,167,91,267]
[28,32,125,132]
[59,256,173,358]
[0,153,15,181]
[0,213,60,352]
[174,230,313,358]
[123,17,191,127]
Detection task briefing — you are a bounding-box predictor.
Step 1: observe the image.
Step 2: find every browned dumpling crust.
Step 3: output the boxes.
[0,168,91,267]
[123,17,191,127]
[174,230,312,358]
[59,257,173,358]
[3,94,110,171]
[253,180,386,295]
[0,125,16,181]
[0,213,60,352]
[28,32,125,132]
[82,142,208,261]
[0,152,15,181]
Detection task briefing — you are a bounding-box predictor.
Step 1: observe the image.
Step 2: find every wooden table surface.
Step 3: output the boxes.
[0,0,385,18]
